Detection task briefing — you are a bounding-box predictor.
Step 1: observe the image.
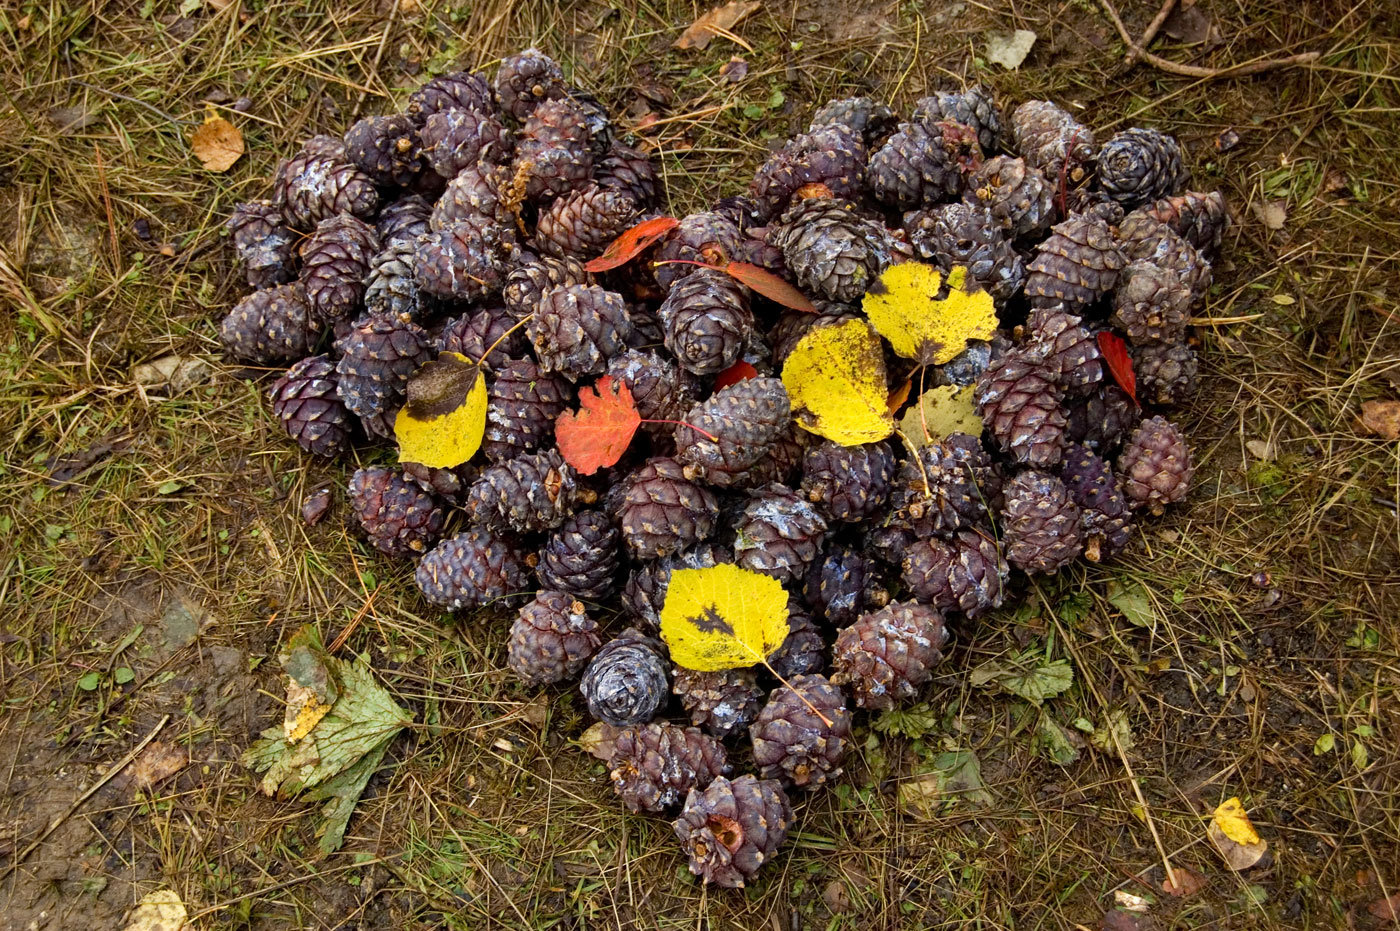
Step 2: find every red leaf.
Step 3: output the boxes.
[584,216,679,273]
[886,377,913,415]
[724,262,816,312]
[713,360,759,391]
[555,376,642,475]
[1097,331,1138,406]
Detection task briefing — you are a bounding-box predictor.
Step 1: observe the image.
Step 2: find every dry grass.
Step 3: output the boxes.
[1,0,1398,929]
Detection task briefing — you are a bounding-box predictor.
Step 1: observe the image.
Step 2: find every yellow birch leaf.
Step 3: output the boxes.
[121,889,190,931]
[898,384,983,448]
[191,109,244,172]
[1211,797,1262,846]
[284,679,331,743]
[780,318,893,445]
[395,352,487,468]
[660,564,790,672]
[863,262,998,365]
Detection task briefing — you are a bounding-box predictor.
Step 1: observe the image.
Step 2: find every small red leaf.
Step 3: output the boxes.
[713,360,759,391]
[1097,331,1139,406]
[886,377,913,415]
[584,216,679,273]
[555,376,642,475]
[724,262,816,312]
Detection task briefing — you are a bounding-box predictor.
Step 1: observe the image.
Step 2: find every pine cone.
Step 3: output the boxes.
[749,674,852,790]
[1060,444,1134,562]
[618,457,720,559]
[1001,470,1084,573]
[300,214,379,323]
[941,334,1012,387]
[516,98,594,202]
[494,48,567,121]
[273,148,378,229]
[376,194,433,247]
[364,240,430,320]
[269,355,354,457]
[1097,127,1189,208]
[1133,341,1197,406]
[348,466,444,558]
[868,119,981,209]
[800,440,896,523]
[465,448,580,532]
[653,212,743,292]
[414,217,508,301]
[406,70,496,123]
[333,312,435,438]
[438,306,524,371]
[606,350,697,439]
[1112,259,1191,344]
[508,591,601,687]
[1009,100,1097,185]
[912,85,1003,153]
[344,113,421,187]
[483,358,573,461]
[750,123,867,219]
[502,249,589,321]
[831,602,949,711]
[420,107,512,178]
[768,602,827,679]
[1026,305,1104,396]
[527,284,633,381]
[968,155,1054,238]
[402,461,475,504]
[594,141,661,209]
[1117,415,1192,514]
[771,198,892,303]
[415,529,530,610]
[1063,384,1140,453]
[430,164,515,231]
[901,529,1007,618]
[1139,191,1229,256]
[674,668,764,739]
[1025,212,1127,311]
[535,183,639,260]
[536,510,622,600]
[809,96,897,147]
[581,629,670,727]
[658,267,754,375]
[609,722,730,813]
[227,201,297,289]
[673,775,792,888]
[621,542,728,631]
[219,281,322,365]
[674,377,791,482]
[887,433,999,538]
[733,483,828,584]
[1115,212,1212,305]
[903,203,1026,303]
[804,542,888,625]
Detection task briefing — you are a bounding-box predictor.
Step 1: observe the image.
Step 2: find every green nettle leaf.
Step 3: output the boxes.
[77,671,102,691]
[897,750,993,817]
[1088,708,1135,753]
[1107,580,1157,628]
[1313,733,1335,755]
[1033,712,1082,766]
[873,702,941,739]
[971,655,1074,704]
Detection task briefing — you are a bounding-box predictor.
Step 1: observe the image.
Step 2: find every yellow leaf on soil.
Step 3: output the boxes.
[863,262,998,365]
[191,111,243,172]
[122,889,190,931]
[660,564,789,672]
[898,384,983,447]
[781,318,893,445]
[284,679,332,743]
[1211,797,1261,845]
[396,352,488,469]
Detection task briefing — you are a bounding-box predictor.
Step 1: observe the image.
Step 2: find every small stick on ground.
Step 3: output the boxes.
[1126,0,1179,66]
[1099,0,1320,79]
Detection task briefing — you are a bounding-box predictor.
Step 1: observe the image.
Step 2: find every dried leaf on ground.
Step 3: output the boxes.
[985,29,1037,69]
[122,889,190,931]
[1161,866,1208,897]
[126,740,189,791]
[395,353,488,469]
[898,384,982,447]
[898,750,993,815]
[1359,400,1400,441]
[725,261,815,312]
[191,112,243,172]
[579,721,623,761]
[1163,3,1214,44]
[1368,894,1400,921]
[555,376,642,475]
[1211,797,1261,845]
[1207,797,1269,870]
[131,354,213,390]
[781,318,893,445]
[584,216,678,272]
[660,564,789,672]
[863,263,998,365]
[673,0,760,50]
[1252,200,1287,230]
[1089,708,1135,753]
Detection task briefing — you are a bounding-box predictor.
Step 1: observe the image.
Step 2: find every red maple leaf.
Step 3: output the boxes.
[1096,331,1139,406]
[584,216,679,273]
[713,360,759,391]
[555,376,643,475]
[724,261,816,312]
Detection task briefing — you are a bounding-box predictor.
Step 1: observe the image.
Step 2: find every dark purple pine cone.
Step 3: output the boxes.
[406,70,496,123]
[733,483,828,584]
[494,47,567,122]
[1133,341,1198,406]
[227,201,297,289]
[1113,259,1191,345]
[653,211,743,292]
[1115,212,1212,306]
[903,202,1025,303]
[887,433,999,538]
[941,335,1012,387]
[618,457,720,559]
[734,231,790,280]
[1097,127,1190,208]
[333,312,435,439]
[593,141,661,209]
[535,183,639,260]
[420,107,512,178]
[402,461,475,504]
[976,346,1069,467]
[620,542,728,632]
[1026,305,1103,397]
[1063,384,1141,453]
[414,217,509,302]
[609,721,730,813]
[464,448,581,532]
[658,267,754,376]
[1026,212,1127,311]
[348,466,444,558]
[901,530,1007,618]
[868,119,982,210]
[430,163,515,231]
[1060,443,1134,562]
[673,775,792,888]
[967,155,1054,239]
[770,197,893,303]
[581,629,670,727]
[272,145,378,229]
[1117,415,1193,515]
[483,358,573,461]
[750,674,852,791]
[376,194,433,247]
[219,281,322,365]
[800,439,896,523]
[300,214,379,324]
[344,113,421,187]
[912,85,1003,153]
[1001,470,1085,573]
[416,529,530,610]
[810,96,898,148]
[507,591,601,687]
[830,602,949,711]
[536,510,622,601]
[767,603,826,679]
[501,248,589,321]
[750,122,867,219]
[674,377,791,484]
[804,542,889,626]
[527,284,633,381]
[437,306,524,371]
[1138,191,1229,256]
[673,668,764,739]
[515,98,594,202]
[606,350,697,439]
[269,355,354,457]
[711,195,766,233]
[364,240,429,320]
[1009,100,1097,185]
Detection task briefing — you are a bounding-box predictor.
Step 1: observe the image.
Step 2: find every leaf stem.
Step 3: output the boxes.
[478,312,534,368]
[640,418,719,441]
[760,660,834,727]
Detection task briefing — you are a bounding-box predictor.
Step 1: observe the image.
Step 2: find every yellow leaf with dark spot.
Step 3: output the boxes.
[863,263,998,365]
[780,318,893,445]
[395,352,487,468]
[899,384,983,448]
[1211,797,1261,846]
[660,564,789,671]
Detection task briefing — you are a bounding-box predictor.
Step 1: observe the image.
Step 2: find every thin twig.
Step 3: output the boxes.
[70,79,195,126]
[92,144,120,272]
[1100,0,1320,79]
[1126,0,1179,65]
[351,0,400,121]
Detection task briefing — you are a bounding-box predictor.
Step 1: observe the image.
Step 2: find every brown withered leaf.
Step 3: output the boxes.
[578,721,622,761]
[1359,400,1400,441]
[1163,3,1214,44]
[1161,866,1207,897]
[673,0,760,50]
[1368,893,1400,921]
[127,740,189,791]
[191,113,243,172]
